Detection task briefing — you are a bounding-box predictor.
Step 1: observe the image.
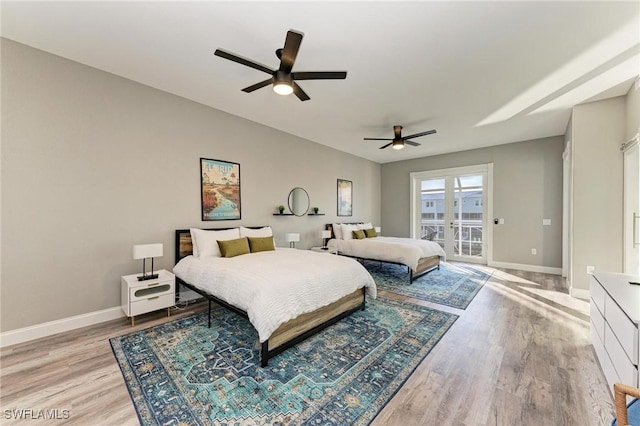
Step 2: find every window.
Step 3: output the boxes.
[425,201,434,208]
[475,200,482,207]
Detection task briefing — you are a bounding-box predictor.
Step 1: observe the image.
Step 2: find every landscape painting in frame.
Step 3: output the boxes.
[337,179,352,216]
[200,158,241,221]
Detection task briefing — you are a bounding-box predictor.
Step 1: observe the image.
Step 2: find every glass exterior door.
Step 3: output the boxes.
[419,174,486,263]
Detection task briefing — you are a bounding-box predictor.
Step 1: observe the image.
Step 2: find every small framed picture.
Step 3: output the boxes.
[200,158,241,221]
[337,179,352,216]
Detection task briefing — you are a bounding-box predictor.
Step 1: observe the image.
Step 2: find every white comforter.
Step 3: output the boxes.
[173,248,376,343]
[328,236,446,271]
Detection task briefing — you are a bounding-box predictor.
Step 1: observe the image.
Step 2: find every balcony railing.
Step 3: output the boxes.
[421,220,483,257]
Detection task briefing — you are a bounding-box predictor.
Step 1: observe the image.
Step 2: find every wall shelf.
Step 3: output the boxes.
[273,213,294,216]
[308,213,325,216]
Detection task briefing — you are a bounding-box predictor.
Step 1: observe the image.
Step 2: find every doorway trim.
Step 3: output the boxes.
[410,163,493,264]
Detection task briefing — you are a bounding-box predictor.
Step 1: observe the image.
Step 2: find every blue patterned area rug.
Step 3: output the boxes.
[110,296,457,425]
[366,261,492,309]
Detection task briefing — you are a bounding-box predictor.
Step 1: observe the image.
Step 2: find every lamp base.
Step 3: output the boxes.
[137,273,159,281]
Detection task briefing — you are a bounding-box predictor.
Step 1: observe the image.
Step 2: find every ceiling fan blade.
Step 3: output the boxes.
[379,142,393,150]
[402,129,437,140]
[214,49,275,75]
[241,78,273,93]
[364,138,393,141]
[279,30,304,73]
[405,140,421,147]
[292,82,310,101]
[292,71,347,80]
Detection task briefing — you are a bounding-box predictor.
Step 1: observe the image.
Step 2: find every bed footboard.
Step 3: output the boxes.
[410,255,441,283]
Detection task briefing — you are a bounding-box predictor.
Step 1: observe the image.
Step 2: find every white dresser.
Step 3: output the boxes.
[591,272,640,394]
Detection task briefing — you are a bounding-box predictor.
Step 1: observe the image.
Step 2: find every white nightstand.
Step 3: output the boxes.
[310,246,337,254]
[121,269,175,327]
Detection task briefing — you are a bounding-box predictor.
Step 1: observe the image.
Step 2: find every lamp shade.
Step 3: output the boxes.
[133,243,163,260]
[285,233,300,243]
[321,230,332,239]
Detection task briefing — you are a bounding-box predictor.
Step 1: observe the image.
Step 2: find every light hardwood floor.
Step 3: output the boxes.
[0,265,614,425]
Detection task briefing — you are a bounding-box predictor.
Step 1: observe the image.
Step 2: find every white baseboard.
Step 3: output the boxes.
[570,286,590,300]
[0,306,125,348]
[176,289,201,302]
[488,261,562,275]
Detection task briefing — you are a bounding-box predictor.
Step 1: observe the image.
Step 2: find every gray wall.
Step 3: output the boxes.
[1,39,381,332]
[381,137,564,268]
[570,96,627,292]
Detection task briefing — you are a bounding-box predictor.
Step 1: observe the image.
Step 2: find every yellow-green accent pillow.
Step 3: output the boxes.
[364,228,377,238]
[248,236,275,253]
[352,230,366,239]
[217,237,250,258]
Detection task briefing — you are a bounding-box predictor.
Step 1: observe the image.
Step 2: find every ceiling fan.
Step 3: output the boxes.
[214,29,347,101]
[364,125,437,150]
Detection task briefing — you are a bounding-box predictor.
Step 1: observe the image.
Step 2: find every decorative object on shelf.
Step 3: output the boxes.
[288,187,310,216]
[337,179,352,216]
[200,158,241,221]
[321,230,332,250]
[286,233,300,248]
[312,207,319,214]
[278,205,285,214]
[133,243,163,281]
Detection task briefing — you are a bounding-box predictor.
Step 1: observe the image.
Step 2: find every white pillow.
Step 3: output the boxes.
[239,226,273,238]
[332,223,343,240]
[190,228,240,258]
[357,222,373,230]
[341,223,359,241]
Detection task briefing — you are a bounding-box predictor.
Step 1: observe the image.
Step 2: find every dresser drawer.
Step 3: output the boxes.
[606,294,639,364]
[590,276,606,316]
[602,350,620,395]
[605,321,639,386]
[592,320,605,365]
[130,280,174,302]
[130,293,174,316]
[591,302,605,343]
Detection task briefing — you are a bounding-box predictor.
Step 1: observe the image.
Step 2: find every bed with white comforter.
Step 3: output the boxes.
[173,248,376,343]
[328,236,445,272]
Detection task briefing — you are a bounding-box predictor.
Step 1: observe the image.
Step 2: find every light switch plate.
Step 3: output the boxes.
[543,219,551,226]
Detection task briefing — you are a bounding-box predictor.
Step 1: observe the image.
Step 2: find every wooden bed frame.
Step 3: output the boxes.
[174,228,366,367]
[325,224,440,284]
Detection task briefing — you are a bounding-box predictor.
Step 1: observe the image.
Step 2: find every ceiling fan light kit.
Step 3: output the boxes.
[364,125,437,150]
[214,29,347,101]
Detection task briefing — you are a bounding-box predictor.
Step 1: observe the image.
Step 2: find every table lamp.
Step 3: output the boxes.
[321,230,332,249]
[285,233,300,248]
[133,243,163,281]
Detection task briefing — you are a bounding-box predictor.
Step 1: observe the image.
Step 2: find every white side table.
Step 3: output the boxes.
[121,269,175,327]
[310,246,337,254]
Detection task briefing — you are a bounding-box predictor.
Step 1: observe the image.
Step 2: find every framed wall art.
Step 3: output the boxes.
[200,158,241,221]
[337,179,352,216]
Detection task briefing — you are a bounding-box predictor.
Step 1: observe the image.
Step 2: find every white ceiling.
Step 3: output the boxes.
[2,1,639,163]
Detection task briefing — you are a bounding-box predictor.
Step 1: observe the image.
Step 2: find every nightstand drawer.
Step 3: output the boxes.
[130,293,173,316]
[130,280,173,302]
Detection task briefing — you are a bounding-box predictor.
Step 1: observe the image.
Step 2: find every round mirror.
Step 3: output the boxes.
[288,187,310,217]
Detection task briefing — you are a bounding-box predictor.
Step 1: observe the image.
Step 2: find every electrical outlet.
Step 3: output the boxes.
[587,265,595,274]
[531,248,537,255]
